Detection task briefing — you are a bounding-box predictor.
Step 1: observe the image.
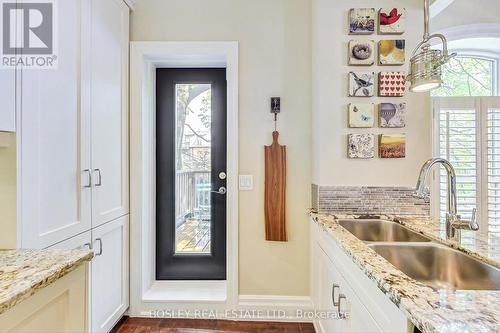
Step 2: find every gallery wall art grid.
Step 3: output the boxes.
[346,7,408,159]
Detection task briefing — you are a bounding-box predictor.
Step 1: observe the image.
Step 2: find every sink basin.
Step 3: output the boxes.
[338,219,431,242]
[368,243,500,290]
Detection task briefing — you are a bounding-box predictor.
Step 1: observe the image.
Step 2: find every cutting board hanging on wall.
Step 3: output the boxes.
[264,131,287,241]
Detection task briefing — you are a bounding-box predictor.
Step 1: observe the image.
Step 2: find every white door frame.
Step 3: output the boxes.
[129,41,239,316]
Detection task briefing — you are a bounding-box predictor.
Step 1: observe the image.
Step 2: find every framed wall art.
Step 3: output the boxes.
[379,103,406,128]
[379,71,406,97]
[349,71,375,97]
[348,134,375,159]
[349,8,376,34]
[379,8,406,34]
[379,134,406,158]
[349,40,375,66]
[349,103,375,128]
[379,40,405,65]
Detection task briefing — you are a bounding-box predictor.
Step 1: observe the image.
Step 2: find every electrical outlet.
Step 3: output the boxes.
[239,175,254,191]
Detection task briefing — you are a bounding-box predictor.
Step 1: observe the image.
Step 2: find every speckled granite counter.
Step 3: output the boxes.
[310,212,500,333]
[0,249,93,315]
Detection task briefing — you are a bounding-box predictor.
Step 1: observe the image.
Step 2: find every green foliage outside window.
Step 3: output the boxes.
[432,56,494,97]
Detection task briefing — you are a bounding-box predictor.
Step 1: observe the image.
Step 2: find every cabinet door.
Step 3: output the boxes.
[19,0,92,248]
[91,216,129,333]
[318,248,344,333]
[48,231,92,250]
[320,247,383,333]
[90,0,129,227]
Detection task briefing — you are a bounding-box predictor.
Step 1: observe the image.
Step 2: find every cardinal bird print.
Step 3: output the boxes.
[379,8,406,34]
[379,71,406,97]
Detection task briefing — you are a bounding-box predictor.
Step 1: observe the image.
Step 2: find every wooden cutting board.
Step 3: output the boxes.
[264,131,287,241]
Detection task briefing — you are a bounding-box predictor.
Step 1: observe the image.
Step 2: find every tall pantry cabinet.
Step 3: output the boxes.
[17,0,131,332]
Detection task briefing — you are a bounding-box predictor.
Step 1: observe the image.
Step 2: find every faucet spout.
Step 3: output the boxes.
[414,158,477,243]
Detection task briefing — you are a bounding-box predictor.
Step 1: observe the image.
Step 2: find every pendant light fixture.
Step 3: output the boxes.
[407,0,456,92]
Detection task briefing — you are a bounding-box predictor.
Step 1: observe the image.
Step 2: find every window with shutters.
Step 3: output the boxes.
[433,99,500,239]
[432,53,500,239]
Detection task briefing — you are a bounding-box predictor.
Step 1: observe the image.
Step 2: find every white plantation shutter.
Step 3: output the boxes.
[433,97,500,238]
[434,98,478,225]
[486,98,500,234]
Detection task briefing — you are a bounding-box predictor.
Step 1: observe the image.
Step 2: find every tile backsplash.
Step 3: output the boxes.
[312,184,430,216]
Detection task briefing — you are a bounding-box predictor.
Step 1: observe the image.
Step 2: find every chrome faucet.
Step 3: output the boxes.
[414,158,479,242]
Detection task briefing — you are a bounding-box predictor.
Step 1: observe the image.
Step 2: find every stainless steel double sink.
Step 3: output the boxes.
[338,219,500,291]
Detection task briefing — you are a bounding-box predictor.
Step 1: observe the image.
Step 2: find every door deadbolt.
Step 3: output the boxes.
[219,172,227,180]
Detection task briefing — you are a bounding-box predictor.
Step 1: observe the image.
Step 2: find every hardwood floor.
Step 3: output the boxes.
[113,317,316,333]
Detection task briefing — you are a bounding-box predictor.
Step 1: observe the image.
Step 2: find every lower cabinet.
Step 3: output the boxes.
[319,248,382,333]
[91,215,129,333]
[0,265,88,332]
[311,220,410,333]
[49,215,129,333]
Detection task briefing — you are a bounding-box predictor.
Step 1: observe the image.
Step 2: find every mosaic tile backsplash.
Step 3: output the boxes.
[312,184,430,216]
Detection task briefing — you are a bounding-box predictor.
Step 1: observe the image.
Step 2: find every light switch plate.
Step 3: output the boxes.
[239,175,254,191]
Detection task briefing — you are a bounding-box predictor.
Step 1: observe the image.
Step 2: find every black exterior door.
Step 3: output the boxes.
[156,68,227,280]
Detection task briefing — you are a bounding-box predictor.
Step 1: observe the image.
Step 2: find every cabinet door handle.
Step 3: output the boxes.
[332,283,340,306]
[94,169,102,187]
[94,238,103,256]
[83,169,92,188]
[337,293,346,313]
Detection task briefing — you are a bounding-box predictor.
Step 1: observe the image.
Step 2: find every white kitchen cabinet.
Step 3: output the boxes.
[90,0,130,227]
[49,216,130,333]
[311,220,409,333]
[19,0,92,248]
[16,1,130,331]
[91,216,129,333]
[0,265,89,333]
[0,68,16,132]
[318,247,344,333]
[18,0,129,249]
[49,230,92,251]
[319,247,382,333]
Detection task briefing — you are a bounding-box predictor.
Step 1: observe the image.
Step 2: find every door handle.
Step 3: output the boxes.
[94,238,103,256]
[332,283,340,306]
[94,169,102,187]
[337,294,347,314]
[83,169,92,188]
[211,187,227,195]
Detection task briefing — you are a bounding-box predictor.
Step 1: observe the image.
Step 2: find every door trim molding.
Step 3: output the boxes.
[129,41,239,314]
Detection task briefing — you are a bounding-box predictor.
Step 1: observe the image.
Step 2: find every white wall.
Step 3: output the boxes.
[312,0,432,186]
[432,0,500,33]
[0,133,16,249]
[131,0,312,296]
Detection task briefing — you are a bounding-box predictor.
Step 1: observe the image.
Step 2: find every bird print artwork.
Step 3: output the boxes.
[349,72,375,97]
[379,8,406,34]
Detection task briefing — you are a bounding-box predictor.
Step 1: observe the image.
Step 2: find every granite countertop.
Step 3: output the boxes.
[310,212,500,333]
[0,249,93,315]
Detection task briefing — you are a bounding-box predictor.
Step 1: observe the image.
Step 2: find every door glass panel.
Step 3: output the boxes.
[174,84,212,254]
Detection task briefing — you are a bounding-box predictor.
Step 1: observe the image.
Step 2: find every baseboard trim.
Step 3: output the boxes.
[237,295,313,322]
[238,295,312,307]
